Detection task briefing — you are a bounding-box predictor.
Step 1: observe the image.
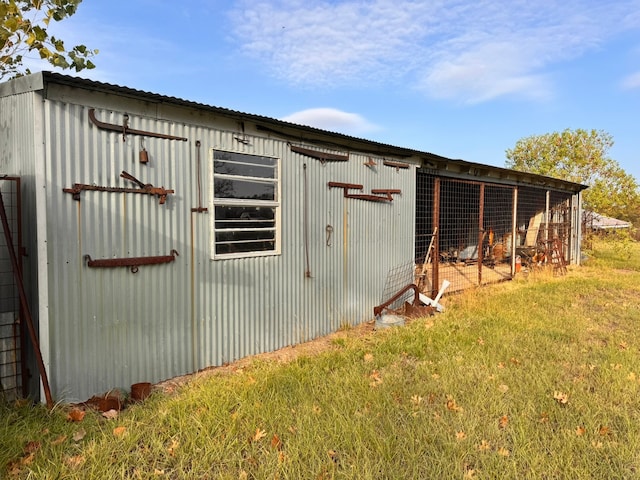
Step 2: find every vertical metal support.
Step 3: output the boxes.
[574,192,583,265]
[478,183,485,285]
[512,187,518,275]
[545,190,551,242]
[432,178,441,299]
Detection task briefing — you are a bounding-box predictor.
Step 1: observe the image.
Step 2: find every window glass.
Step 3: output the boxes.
[211,150,280,258]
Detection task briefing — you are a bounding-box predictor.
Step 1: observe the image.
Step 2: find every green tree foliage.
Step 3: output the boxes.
[1,0,97,80]
[505,128,640,225]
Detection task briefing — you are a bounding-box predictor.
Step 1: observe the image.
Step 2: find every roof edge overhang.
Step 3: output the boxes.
[1,71,588,194]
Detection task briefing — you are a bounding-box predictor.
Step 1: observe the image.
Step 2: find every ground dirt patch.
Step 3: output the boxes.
[156,319,379,394]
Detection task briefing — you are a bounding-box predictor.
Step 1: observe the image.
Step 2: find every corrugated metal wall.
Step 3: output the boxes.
[41,95,417,401]
[0,90,43,398]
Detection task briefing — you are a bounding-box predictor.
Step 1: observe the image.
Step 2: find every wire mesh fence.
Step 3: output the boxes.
[416,170,576,296]
[0,177,24,402]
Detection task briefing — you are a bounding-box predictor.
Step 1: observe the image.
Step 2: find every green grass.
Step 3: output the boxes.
[2,239,640,479]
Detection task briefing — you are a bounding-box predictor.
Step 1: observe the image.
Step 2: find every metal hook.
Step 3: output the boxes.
[326,224,334,247]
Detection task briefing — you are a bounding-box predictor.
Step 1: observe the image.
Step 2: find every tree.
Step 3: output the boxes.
[505,128,640,225]
[1,0,97,80]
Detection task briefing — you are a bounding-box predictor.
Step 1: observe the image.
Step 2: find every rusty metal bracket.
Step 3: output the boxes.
[63,171,175,204]
[88,108,188,142]
[383,160,410,171]
[328,182,400,203]
[84,250,179,273]
[290,144,349,163]
[373,283,421,317]
[371,189,402,201]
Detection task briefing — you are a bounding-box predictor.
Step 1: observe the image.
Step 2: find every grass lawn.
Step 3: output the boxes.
[2,239,640,479]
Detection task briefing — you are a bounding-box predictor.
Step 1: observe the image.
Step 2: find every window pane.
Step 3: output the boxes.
[215,206,276,229]
[214,151,276,179]
[214,178,275,200]
[215,239,276,255]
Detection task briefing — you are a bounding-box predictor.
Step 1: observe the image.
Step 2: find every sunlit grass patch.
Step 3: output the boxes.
[2,241,640,478]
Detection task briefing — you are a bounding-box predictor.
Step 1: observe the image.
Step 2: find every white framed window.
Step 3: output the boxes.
[210,149,281,259]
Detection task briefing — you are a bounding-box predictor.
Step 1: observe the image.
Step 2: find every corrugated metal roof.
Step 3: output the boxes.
[4,71,588,193]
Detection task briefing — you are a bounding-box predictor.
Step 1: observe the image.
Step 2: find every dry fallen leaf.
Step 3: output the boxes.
[498,415,509,429]
[51,435,67,446]
[102,409,118,419]
[446,396,463,413]
[64,455,85,469]
[576,426,586,436]
[599,425,611,436]
[327,449,340,464]
[498,384,509,394]
[73,429,86,442]
[553,391,569,405]
[167,439,180,457]
[24,441,41,454]
[113,426,127,437]
[456,431,467,441]
[497,447,511,457]
[369,370,383,387]
[252,428,267,443]
[363,353,374,363]
[20,452,36,467]
[67,408,86,422]
[270,434,282,450]
[477,439,491,451]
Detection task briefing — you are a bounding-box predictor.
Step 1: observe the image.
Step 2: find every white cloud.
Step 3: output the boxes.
[281,108,379,135]
[621,71,640,89]
[230,0,639,103]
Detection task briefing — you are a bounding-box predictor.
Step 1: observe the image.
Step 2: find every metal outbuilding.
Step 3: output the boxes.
[0,72,586,402]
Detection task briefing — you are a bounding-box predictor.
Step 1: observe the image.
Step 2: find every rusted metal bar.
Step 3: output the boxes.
[88,108,188,141]
[0,188,53,408]
[383,160,410,170]
[373,283,420,317]
[290,145,349,163]
[371,189,401,201]
[63,171,175,204]
[328,182,363,191]
[84,250,179,273]
[346,193,392,203]
[328,182,397,202]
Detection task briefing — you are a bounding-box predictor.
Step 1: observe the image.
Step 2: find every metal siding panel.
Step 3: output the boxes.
[40,97,417,401]
[0,91,42,398]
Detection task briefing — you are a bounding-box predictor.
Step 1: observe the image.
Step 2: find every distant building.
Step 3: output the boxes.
[583,211,631,232]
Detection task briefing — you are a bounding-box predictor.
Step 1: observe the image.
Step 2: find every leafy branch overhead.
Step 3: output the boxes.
[0,0,97,79]
[505,128,640,224]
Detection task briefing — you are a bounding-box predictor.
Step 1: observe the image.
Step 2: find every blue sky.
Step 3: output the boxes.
[34,0,640,181]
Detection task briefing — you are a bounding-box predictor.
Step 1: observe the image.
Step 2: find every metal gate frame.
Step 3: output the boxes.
[0,176,27,401]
